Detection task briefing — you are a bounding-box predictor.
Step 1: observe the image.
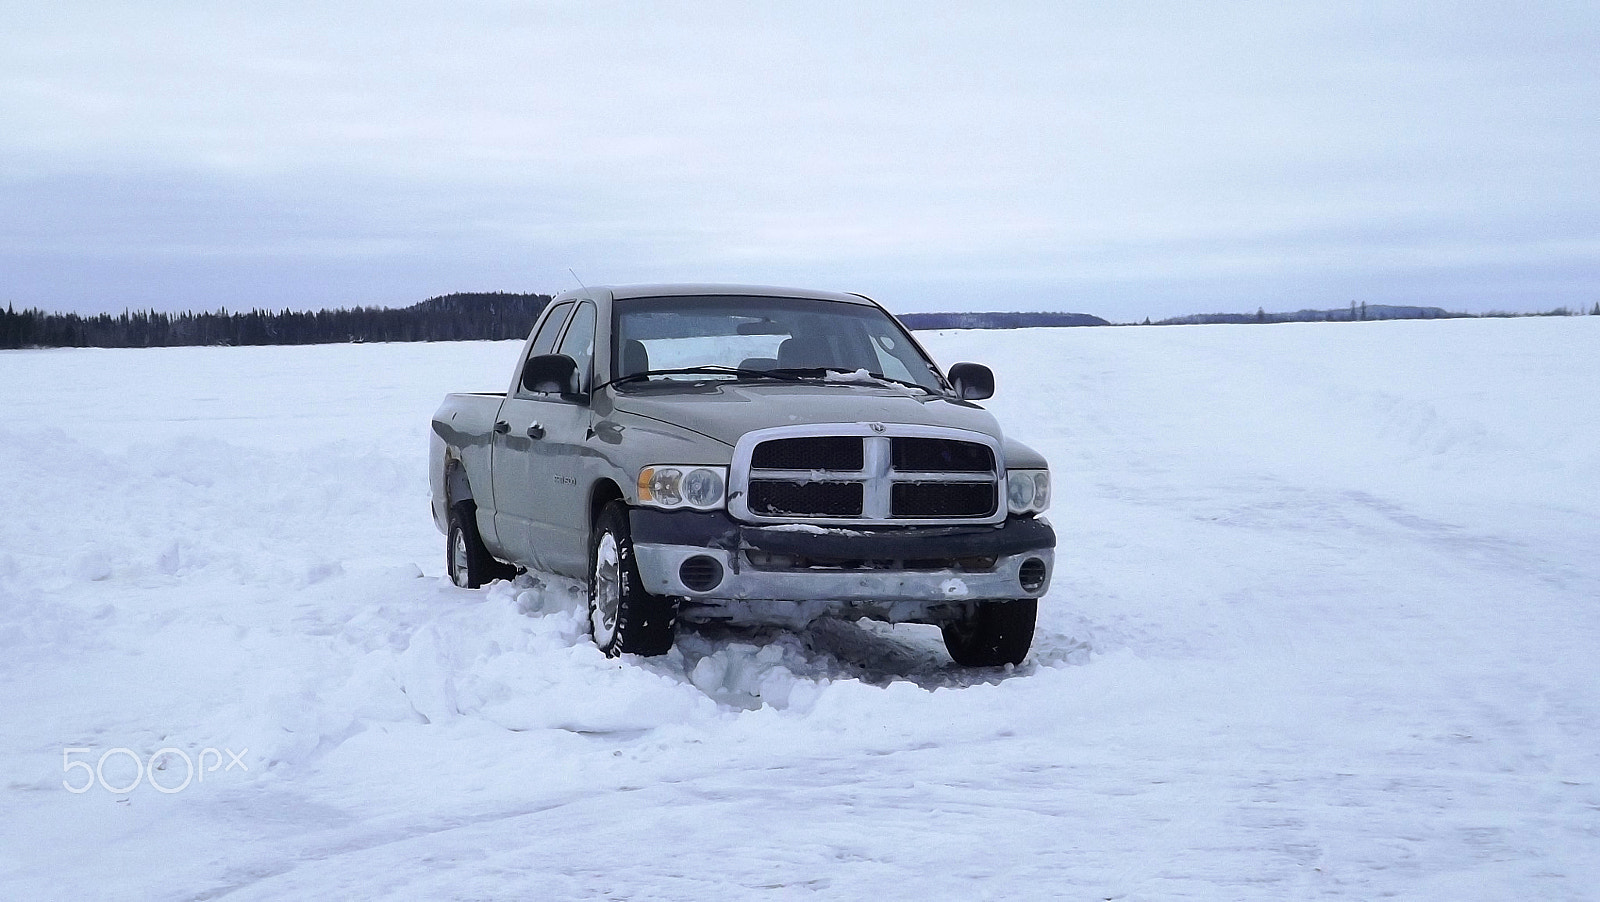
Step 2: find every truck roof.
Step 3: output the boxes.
[557,283,879,306]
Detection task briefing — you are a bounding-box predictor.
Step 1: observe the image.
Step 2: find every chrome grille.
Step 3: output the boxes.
[732,425,1004,525]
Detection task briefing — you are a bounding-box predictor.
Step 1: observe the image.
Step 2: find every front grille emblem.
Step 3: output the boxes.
[868,422,886,433]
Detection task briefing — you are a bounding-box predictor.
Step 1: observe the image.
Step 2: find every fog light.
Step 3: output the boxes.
[1018,557,1048,593]
[679,555,724,592]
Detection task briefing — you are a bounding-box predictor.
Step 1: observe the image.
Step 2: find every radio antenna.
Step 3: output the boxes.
[568,268,589,291]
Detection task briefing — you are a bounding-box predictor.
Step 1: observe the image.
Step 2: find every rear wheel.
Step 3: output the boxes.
[941,599,1037,666]
[589,502,678,657]
[447,501,512,588]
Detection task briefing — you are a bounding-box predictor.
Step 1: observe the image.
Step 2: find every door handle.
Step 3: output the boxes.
[526,422,545,439]
[493,420,510,434]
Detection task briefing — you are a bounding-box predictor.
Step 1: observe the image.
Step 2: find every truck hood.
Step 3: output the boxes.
[608,382,1002,447]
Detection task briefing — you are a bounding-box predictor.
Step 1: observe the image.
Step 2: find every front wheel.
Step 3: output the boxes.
[589,502,678,657]
[941,599,1037,667]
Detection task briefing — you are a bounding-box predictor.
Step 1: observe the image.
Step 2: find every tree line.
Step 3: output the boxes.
[4,292,1595,349]
[0,293,551,350]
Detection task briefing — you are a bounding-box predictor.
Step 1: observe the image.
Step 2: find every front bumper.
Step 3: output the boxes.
[627,509,1054,607]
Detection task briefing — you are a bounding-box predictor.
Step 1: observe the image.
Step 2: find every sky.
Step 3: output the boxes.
[3,1,1597,322]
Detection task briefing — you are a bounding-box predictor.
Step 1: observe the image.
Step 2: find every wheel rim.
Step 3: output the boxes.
[450,526,470,587]
[591,531,621,646]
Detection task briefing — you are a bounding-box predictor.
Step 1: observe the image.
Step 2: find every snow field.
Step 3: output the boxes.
[1,317,1597,900]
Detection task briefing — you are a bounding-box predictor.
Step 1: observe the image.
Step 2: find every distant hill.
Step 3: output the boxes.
[393,292,552,341]
[897,311,1109,330]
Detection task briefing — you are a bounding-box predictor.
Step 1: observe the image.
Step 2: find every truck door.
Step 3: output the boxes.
[491,302,596,577]
[489,301,570,564]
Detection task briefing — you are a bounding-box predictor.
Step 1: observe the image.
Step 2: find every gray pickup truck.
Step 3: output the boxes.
[429,284,1054,666]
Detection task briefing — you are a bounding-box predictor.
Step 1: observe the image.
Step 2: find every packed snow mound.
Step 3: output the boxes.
[2,318,1598,900]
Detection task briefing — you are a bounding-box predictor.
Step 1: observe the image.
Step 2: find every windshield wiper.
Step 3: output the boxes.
[602,366,809,390]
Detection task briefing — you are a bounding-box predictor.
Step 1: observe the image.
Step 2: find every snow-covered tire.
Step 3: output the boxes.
[589,502,678,657]
[447,501,511,589]
[941,599,1037,667]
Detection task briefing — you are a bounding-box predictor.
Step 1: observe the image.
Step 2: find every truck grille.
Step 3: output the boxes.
[748,480,864,517]
[750,436,863,471]
[734,427,1002,525]
[891,481,995,518]
[892,437,994,473]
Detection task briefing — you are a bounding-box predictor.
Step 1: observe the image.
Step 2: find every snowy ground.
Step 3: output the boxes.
[2,317,1597,900]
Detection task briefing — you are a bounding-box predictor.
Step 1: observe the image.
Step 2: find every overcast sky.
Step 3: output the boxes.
[4,1,1596,321]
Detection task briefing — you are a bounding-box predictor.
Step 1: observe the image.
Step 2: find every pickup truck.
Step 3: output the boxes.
[429,284,1054,666]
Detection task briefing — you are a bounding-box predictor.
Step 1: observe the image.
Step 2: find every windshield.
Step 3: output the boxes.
[611,295,944,391]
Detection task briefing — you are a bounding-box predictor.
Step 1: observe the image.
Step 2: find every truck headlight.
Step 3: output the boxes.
[637,465,727,511]
[1006,469,1050,515]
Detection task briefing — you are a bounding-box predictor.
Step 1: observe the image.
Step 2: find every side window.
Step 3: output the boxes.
[529,302,573,358]
[556,303,597,393]
[516,302,572,397]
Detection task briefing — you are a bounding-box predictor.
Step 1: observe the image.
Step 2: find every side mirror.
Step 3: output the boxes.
[522,354,580,396]
[947,362,994,400]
